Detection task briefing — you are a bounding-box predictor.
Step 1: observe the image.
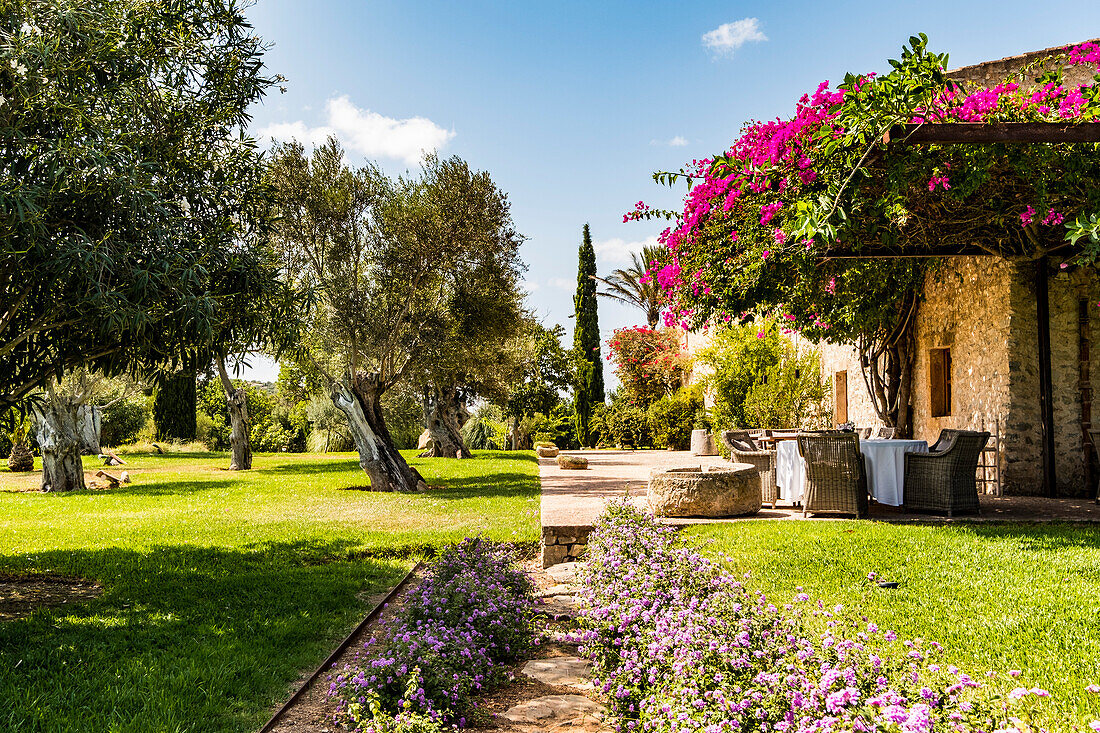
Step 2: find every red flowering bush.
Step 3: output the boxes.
[606,327,690,408]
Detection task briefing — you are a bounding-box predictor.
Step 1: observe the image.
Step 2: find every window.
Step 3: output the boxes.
[834,371,848,425]
[930,348,952,417]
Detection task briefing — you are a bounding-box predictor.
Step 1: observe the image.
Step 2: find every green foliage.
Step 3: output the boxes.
[521,403,577,450]
[154,371,197,441]
[700,319,830,430]
[306,394,353,453]
[0,0,280,412]
[604,397,652,448]
[504,322,573,425]
[195,376,314,453]
[99,394,151,448]
[573,224,605,446]
[463,405,507,450]
[648,387,704,451]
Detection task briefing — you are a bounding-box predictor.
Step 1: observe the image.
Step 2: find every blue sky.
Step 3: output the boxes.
[241,0,1100,383]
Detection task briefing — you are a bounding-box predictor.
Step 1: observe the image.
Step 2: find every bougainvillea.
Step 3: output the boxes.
[629,35,1100,435]
[577,502,1100,732]
[606,326,690,408]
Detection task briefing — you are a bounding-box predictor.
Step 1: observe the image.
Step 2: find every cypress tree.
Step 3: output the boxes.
[154,370,197,441]
[573,224,605,446]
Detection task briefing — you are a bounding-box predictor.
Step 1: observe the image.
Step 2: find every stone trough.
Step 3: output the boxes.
[648,464,762,518]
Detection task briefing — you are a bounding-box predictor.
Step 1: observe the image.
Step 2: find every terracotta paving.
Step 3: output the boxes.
[540,449,1100,531]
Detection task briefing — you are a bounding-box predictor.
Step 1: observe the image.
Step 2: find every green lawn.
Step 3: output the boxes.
[0,450,540,733]
[685,520,1100,727]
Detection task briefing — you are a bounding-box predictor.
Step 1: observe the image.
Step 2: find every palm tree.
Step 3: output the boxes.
[591,245,666,328]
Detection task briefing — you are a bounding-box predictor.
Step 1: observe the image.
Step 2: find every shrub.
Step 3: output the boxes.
[331,538,536,729]
[578,503,1064,733]
[605,401,650,448]
[606,326,689,408]
[700,317,831,430]
[252,420,295,452]
[99,394,150,447]
[647,387,702,450]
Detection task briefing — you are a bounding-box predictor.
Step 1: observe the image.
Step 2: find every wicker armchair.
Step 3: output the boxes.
[721,431,778,506]
[872,426,896,439]
[797,432,868,518]
[903,430,990,516]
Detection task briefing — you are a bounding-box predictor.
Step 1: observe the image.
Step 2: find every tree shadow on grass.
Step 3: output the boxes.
[423,473,540,501]
[0,540,411,733]
[936,521,1100,552]
[49,478,240,498]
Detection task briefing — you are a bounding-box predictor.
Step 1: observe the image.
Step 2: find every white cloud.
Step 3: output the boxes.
[593,235,660,267]
[548,277,575,291]
[702,18,767,55]
[521,279,541,293]
[258,95,455,164]
[650,135,689,147]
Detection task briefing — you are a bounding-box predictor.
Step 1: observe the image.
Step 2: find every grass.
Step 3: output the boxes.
[0,450,540,733]
[684,520,1100,727]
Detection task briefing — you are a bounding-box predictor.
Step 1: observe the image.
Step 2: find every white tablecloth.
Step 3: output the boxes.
[775,438,929,507]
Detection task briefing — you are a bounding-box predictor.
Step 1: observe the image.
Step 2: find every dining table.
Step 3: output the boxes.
[775,437,929,506]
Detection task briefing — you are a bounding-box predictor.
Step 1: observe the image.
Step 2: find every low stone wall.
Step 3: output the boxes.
[541,525,593,568]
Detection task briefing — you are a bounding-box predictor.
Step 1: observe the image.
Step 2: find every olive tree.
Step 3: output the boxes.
[1,0,279,489]
[268,140,524,491]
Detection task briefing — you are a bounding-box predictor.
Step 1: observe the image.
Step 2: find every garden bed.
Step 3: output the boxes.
[575,503,1100,732]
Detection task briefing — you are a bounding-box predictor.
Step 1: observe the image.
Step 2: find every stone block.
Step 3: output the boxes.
[542,544,569,568]
[648,464,761,518]
[557,455,589,470]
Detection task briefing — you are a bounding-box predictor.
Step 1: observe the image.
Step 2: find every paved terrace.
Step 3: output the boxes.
[539,449,1100,566]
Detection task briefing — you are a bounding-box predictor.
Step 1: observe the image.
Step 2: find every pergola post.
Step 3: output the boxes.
[1036,257,1057,498]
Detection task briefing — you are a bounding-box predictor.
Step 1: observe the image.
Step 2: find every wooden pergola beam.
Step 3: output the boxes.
[883,122,1100,145]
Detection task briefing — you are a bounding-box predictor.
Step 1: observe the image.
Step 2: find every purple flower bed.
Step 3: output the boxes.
[577,503,1090,733]
[330,537,537,732]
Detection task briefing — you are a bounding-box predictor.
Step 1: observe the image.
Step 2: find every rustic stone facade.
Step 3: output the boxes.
[819,257,1100,498]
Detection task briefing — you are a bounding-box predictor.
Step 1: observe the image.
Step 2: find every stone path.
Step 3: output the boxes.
[501,561,607,732]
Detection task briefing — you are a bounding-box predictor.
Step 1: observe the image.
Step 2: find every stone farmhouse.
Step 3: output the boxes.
[689,41,1100,499]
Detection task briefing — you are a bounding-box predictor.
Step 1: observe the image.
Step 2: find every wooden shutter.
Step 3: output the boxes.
[834,371,848,425]
[930,348,951,417]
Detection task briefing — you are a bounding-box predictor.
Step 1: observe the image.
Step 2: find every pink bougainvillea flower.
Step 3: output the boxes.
[1042,208,1064,226]
[1020,206,1035,227]
[1087,684,1100,693]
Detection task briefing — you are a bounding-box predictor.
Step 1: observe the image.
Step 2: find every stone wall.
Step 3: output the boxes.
[1042,267,1100,497]
[818,342,881,429]
[911,258,1013,486]
[541,525,591,567]
[946,39,1100,89]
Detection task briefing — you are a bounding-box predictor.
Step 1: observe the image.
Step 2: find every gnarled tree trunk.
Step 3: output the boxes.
[217,356,252,470]
[33,394,86,491]
[421,385,472,459]
[859,292,917,438]
[331,372,427,492]
[75,404,101,455]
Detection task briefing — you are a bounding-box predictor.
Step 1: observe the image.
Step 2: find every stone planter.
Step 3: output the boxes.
[690,429,717,456]
[648,464,761,518]
[557,455,589,470]
[536,445,560,458]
